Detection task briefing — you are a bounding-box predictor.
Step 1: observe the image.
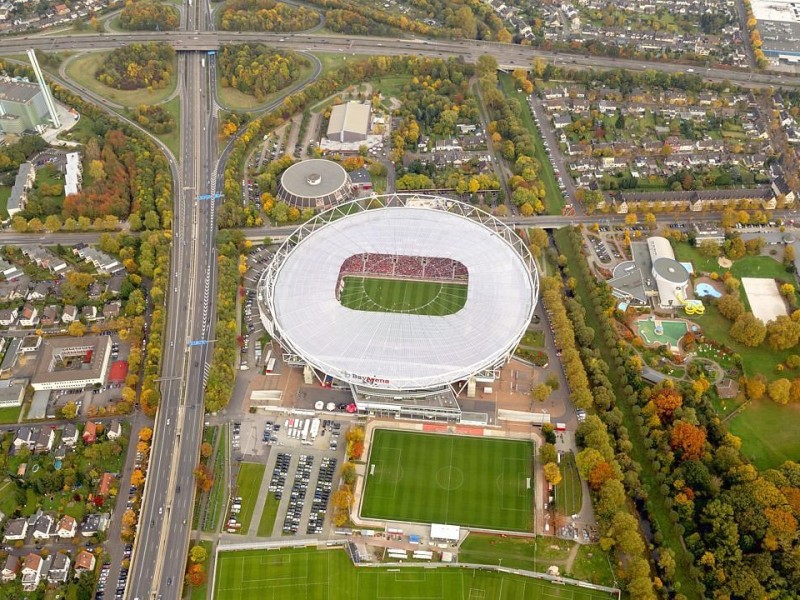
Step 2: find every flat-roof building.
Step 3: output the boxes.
[7,163,35,218]
[30,335,112,391]
[327,101,371,143]
[64,152,82,197]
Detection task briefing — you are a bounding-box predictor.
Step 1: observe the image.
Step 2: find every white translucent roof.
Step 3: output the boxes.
[268,206,535,390]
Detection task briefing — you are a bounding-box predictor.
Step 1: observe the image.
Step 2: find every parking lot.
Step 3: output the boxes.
[230,414,348,539]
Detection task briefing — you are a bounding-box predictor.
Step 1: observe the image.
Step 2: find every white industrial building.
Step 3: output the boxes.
[327,101,371,143]
[64,152,82,197]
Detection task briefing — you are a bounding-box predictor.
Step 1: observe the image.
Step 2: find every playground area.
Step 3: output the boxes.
[635,317,691,351]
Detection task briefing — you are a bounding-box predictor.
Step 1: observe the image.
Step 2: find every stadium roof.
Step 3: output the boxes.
[262,196,537,391]
[280,159,349,199]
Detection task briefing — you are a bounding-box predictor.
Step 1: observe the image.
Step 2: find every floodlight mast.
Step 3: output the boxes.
[27,49,61,128]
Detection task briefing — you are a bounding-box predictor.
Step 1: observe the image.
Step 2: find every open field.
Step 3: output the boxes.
[65,51,178,107]
[0,185,10,219]
[339,276,468,316]
[0,405,21,424]
[728,399,800,469]
[232,462,266,534]
[214,547,617,600]
[555,452,582,517]
[257,493,281,537]
[362,430,533,531]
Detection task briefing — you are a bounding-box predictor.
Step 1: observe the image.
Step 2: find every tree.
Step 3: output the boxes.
[784,245,796,266]
[652,387,683,420]
[743,375,767,400]
[68,321,87,337]
[331,486,354,510]
[139,427,153,442]
[699,239,721,258]
[60,401,79,420]
[200,442,213,458]
[717,294,745,321]
[768,378,792,404]
[670,421,707,460]
[340,462,357,485]
[130,469,145,488]
[186,563,206,587]
[730,312,767,347]
[624,212,638,226]
[644,212,657,229]
[189,545,207,564]
[122,509,137,528]
[531,383,552,402]
[766,315,800,350]
[781,283,796,297]
[543,461,562,485]
[539,443,557,466]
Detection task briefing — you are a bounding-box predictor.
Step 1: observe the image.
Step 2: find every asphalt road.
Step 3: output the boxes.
[0,31,797,89]
[126,1,219,599]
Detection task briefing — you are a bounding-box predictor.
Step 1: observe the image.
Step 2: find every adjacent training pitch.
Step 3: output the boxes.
[339,276,468,316]
[214,547,616,600]
[362,430,533,531]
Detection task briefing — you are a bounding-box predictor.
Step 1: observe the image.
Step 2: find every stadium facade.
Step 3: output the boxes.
[258,195,539,422]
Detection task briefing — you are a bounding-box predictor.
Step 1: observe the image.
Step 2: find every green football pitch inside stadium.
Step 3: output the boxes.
[338,276,468,316]
[214,547,617,600]
[361,430,533,531]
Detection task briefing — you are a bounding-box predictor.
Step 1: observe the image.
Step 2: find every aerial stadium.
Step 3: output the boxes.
[257,195,538,422]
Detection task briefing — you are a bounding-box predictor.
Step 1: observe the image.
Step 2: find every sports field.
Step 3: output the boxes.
[339,276,468,316]
[361,430,533,531]
[214,547,617,600]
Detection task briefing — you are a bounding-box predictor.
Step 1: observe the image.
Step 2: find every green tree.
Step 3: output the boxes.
[730,312,766,347]
[189,544,207,563]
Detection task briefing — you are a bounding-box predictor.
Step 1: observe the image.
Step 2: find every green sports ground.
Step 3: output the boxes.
[338,276,468,316]
[213,547,617,600]
[361,430,533,531]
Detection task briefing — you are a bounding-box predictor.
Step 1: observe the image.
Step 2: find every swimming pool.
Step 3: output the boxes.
[695,283,721,299]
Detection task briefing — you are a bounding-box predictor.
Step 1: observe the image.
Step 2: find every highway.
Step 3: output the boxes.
[125,1,219,599]
[0,31,798,89]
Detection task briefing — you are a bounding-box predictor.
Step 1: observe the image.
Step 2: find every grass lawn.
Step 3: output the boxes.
[203,426,227,532]
[499,73,565,216]
[691,303,792,380]
[0,184,10,219]
[372,75,410,105]
[728,399,800,469]
[673,241,723,275]
[568,544,616,588]
[136,95,181,159]
[65,51,178,107]
[0,405,21,424]
[189,540,214,600]
[555,451,582,517]
[313,52,351,77]
[59,113,98,145]
[0,480,17,516]
[362,430,533,531]
[213,547,617,600]
[232,462,266,534]
[339,276,468,316]
[459,533,577,572]
[256,493,280,537]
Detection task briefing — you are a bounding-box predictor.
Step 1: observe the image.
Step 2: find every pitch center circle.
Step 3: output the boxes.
[436,466,465,491]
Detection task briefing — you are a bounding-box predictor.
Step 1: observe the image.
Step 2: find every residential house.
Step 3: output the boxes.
[3,518,28,542]
[31,513,54,540]
[18,304,38,327]
[12,427,33,451]
[39,305,59,327]
[102,301,121,320]
[81,305,98,322]
[62,423,78,447]
[82,421,97,444]
[34,428,54,454]
[87,283,104,301]
[1,555,20,582]
[55,515,77,539]
[73,550,95,575]
[106,275,124,297]
[21,553,43,592]
[61,305,78,324]
[20,247,67,275]
[26,282,49,301]
[98,472,115,496]
[107,421,122,440]
[0,308,17,326]
[47,552,70,583]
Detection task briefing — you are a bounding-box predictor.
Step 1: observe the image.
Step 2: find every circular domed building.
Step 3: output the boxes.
[277,159,353,210]
[648,236,690,309]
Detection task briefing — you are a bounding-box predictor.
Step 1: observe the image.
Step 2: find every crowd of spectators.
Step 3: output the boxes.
[337,253,468,282]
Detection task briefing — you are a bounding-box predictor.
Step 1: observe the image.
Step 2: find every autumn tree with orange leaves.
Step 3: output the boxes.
[653,387,683,422]
[669,421,707,461]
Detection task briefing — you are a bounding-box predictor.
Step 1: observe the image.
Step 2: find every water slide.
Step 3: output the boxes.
[676,291,705,315]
